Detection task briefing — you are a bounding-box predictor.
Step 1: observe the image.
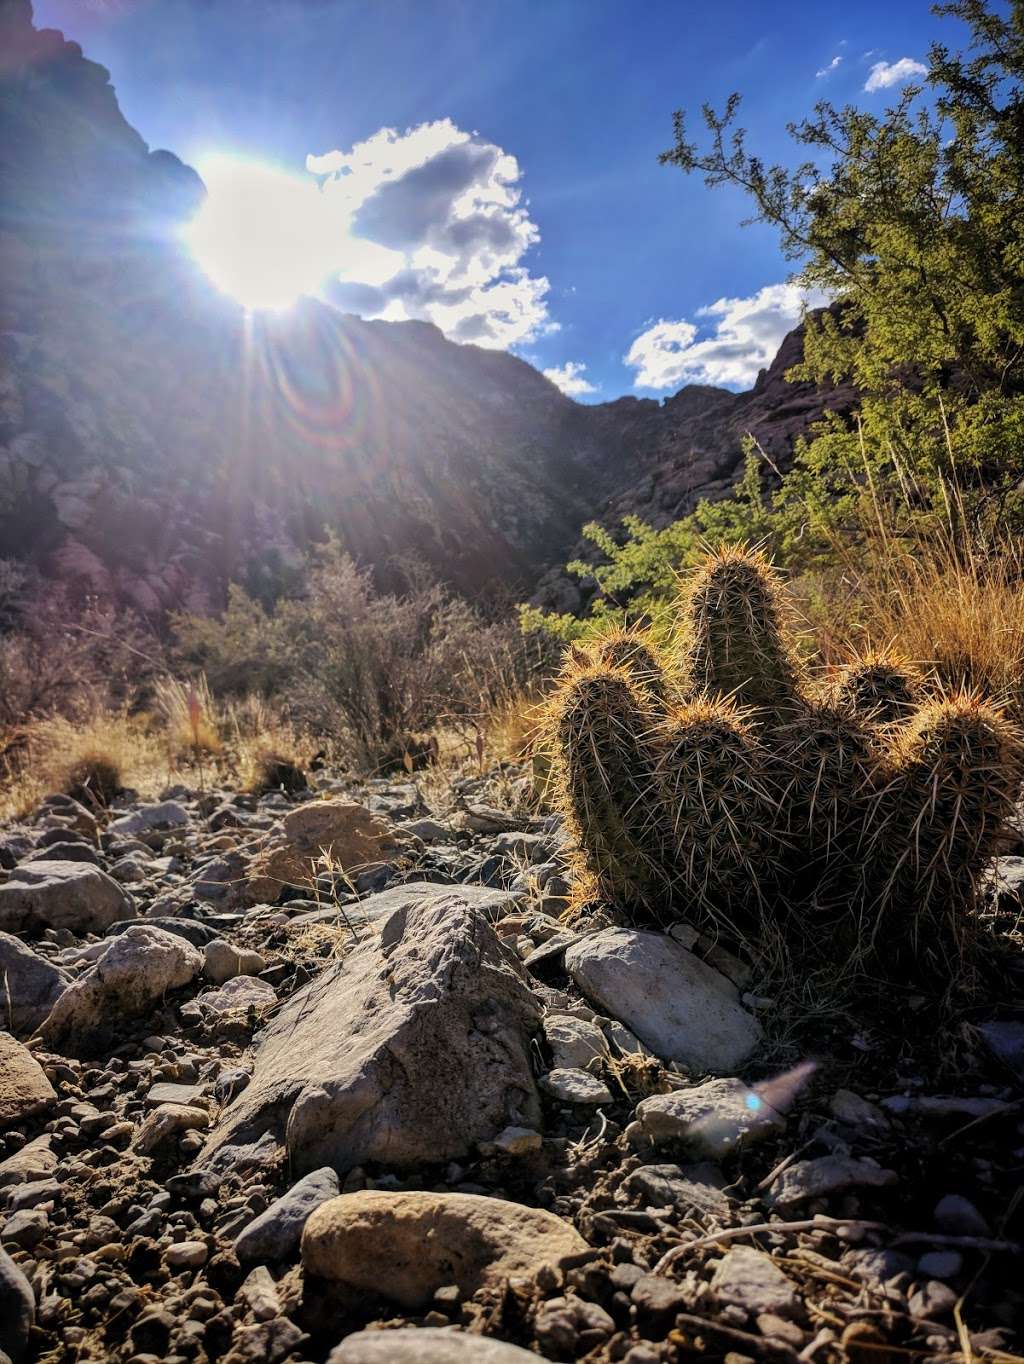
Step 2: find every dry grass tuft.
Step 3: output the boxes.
[152,674,222,760]
[0,706,165,820]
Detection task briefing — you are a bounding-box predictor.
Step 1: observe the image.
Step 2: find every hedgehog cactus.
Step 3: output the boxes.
[548,543,1023,996]
[876,695,1023,967]
[830,651,921,728]
[552,662,671,912]
[655,698,778,936]
[680,544,802,715]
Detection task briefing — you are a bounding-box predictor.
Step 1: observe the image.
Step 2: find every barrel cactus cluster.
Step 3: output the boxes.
[547,546,1022,991]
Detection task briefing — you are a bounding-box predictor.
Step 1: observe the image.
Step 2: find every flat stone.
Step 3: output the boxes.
[541,1067,612,1105]
[200,896,541,1176]
[0,1135,56,1188]
[204,938,267,984]
[302,1190,588,1309]
[634,1077,785,1155]
[829,1089,888,1129]
[0,861,134,935]
[329,1329,542,1363]
[235,1167,340,1262]
[246,800,408,903]
[108,801,190,836]
[624,1163,730,1218]
[771,1156,898,1207]
[917,1250,963,1280]
[147,1082,207,1107]
[0,1033,56,1129]
[711,1245,799,1316]
[564,928,762,1072]
[181,975,277,1021]
[0,933,70,1038]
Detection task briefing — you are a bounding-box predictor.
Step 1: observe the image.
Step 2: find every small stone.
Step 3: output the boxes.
[917,1250,963,1280]
[624,1163,730,1218]
[631,1273,688,1317]
[933,1194,990,1237]
[540,1067,612,1105]
[711,1246,799,1316]
[234,1167,340,1262]
[543,1015,609,1070]
[771,1156,897,1207]
[1,1208,49,1248]
[164,1239,208,1269]
[635,1077,785,1155]
[0,1135,56,1188]
[237,1264,281,1320]
[134,1104,210,1155]
[909,1280,958,1318]
[757,1313,805,1346]
[204,939,267,985]
[480,1126,542,1157]
[829,1089,888,1129]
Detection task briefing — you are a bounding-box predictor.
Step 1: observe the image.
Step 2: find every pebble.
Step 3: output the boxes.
[933,1193,991,1237]
[540,1067,613,1105]
[917,1250,963,1279]
[164,1240,209,1269]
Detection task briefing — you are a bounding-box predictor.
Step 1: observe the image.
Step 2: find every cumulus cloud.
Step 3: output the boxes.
[543,360,597,397]
[816,55,842,78]
[624,283,829,392]
[308,119,551,349]
[864,57,927,91]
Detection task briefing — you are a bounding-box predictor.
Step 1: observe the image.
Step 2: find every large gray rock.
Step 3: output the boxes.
[37,925,203,1055]
[0,1033,55,1129]
[564,927,762,1072]
[0,861,134,935]
[200,894,542,1176]
[0,933,70,1038]
[235,1167,340,1261]
[330,1329,542,1363]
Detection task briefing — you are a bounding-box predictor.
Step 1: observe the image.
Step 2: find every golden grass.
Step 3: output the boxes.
[0,706,166,820]
[151,674,222,760]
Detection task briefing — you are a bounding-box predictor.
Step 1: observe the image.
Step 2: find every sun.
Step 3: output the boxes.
[183,155,344,311]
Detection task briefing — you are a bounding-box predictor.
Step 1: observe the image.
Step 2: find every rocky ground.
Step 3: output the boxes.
[0,766,1022,1364]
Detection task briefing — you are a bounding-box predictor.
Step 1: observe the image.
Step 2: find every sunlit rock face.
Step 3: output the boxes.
[0,0,853,616]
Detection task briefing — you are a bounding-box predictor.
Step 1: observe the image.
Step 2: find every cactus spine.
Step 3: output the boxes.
[830,651,921,728]
[590,628,670,710]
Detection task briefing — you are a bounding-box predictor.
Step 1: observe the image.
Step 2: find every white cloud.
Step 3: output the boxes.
[543,360,597,397]
[624,283,829,392]
[816,55,842,78]
[307,118,551,349]
[864,57,927,91]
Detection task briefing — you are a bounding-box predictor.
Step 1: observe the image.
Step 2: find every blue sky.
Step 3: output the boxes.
[34,0,955,401]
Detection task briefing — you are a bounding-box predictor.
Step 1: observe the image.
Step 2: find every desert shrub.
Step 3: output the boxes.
[174,540,552,769]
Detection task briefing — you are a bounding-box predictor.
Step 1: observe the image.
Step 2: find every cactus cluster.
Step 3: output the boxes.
[548,546,1022,990]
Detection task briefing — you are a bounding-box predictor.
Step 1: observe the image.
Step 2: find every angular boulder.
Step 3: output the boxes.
[303,1190,588,1309]
[633,1076,785,1155]
[107,800,190,836]
[0,861,134,935]
[0,932,70,1038]
[564,927,762,1072]
[235,1167,340,1262]
[37,924,203,1055]
[200,894,541,1175]
[246,799,408,903]
[0,1032,56,1129]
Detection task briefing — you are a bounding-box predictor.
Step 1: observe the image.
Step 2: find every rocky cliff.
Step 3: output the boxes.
[0,0,854,616]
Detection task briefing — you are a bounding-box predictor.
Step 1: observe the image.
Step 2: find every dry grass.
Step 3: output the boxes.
[0,706,166,820]
[223,695,317,793]
[151,674,222,760]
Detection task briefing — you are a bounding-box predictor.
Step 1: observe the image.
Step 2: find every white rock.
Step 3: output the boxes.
[203,938,267,984]
[108,801,190,835]
[544,1014,608,1070]
[37,925,202,1055]
[330,1329,542,1362]
[564,928,762,1072]
[541,1068,612,1105]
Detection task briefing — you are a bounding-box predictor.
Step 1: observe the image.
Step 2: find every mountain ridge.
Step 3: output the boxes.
[0,0,854,617]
